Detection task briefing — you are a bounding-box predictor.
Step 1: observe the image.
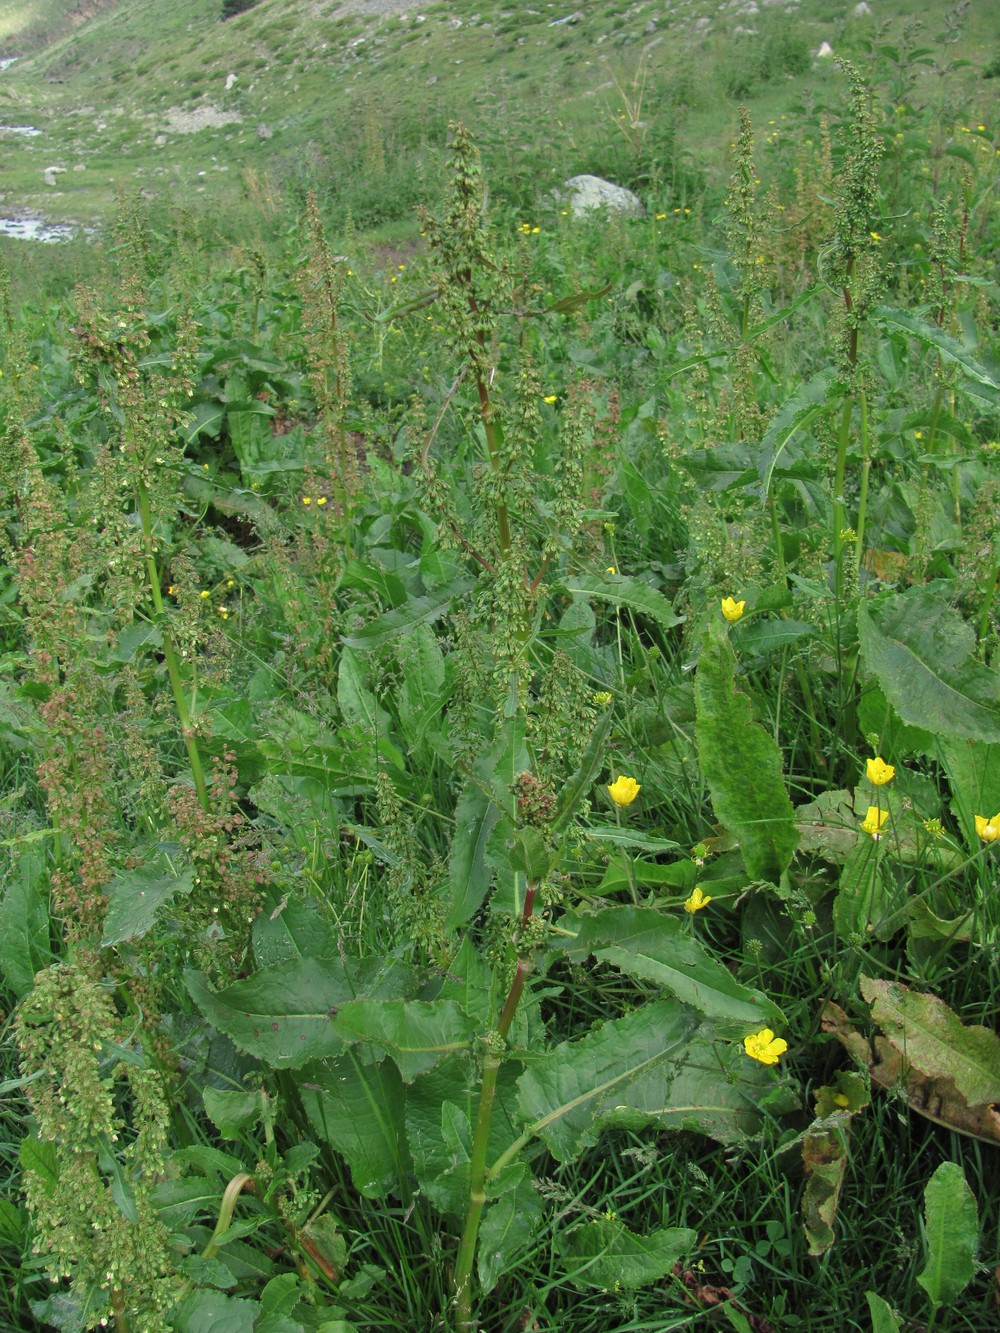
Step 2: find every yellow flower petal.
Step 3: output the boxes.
[607,776,641,807]
[866,757,895,786]
[975,814,1000,843]
[684,886,712,914]
[859,806,889,839]
[743,1028,788,1065]
[720,597,746,622]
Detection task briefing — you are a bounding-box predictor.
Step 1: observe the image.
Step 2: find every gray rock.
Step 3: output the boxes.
[562,174,644,218]
[852,1,871,13]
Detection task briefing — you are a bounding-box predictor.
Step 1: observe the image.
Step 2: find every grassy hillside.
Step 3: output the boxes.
[0,0,997,236]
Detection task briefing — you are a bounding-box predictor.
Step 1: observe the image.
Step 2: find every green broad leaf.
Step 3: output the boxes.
[552,708,613,833]
[907,899,973,944]
[563,573,683,632]
[596,857,698,895]
[916,1162,978,1309]
[860,977,1000,1107]
[203,1088,262,1139]
[405,1056,476,1215]
[299,1050,409,1198]
[866,1292,903,1333]
[101,854,195,947]
[258,1272,305,1324]
[331,999,476,1081]
[939,738,1000,852]
[516,1001,699,1161]
[178,1255,238,1290]
[858,587,1000,743]
[757,367,836,500]
[507,826,552,881]
[20,1135,59,1195]
[0,1198,25,1247]
[170,1289,259,1333]
[186,955,412,1069]
[342,581,475,649]
[252,891,341,968]
[0,848,51,997]
[337,646,390,735]
[558,907,783,1033]
[832,837,890,940]
[153,1177,225,1231]
[395,621,448,754]
[558,1218,694,1290]
[875,306,1000,391]
[435,936,498,1029]
[446,777,502,930]
[734,619,815,658]
[478,1171,545,1293]
[694,618,799,882]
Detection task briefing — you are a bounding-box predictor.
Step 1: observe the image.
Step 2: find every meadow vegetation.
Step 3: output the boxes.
[1,2,1000,1331]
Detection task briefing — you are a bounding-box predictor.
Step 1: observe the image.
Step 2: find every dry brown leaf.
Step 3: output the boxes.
[821,1000,1000,1146]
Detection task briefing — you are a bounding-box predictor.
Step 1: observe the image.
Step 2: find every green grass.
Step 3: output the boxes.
[0,7,998,1333]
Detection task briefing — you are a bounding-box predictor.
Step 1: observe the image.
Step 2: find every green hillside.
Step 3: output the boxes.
[0,0,997,233]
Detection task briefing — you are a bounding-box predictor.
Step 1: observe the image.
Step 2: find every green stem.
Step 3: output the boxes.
[452,881,536,1331]
[832,394,853,601]
[853,390,870,578]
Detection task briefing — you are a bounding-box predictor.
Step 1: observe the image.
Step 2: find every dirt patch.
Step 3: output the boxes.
[163,104,243,134]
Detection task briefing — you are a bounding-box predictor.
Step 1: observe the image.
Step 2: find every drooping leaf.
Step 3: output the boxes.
[337,646,390,735]
[517,1002,709,1161]
[860,977,1000,1108]
[865,1292,903,1333]
[342,581,475,649]
[801,1116,851,1256]
[757,367,836,501]
[446,778,502,930]
[694,618,799,881]
[559,1218,694,1290]
[101,852,195,947]
[299,1050,409,1198]
[203,1088,262,1140]
[0,848,51,997]
[557,906,783,1033]
[858,587,1000,743]
[185,955,413,1070]
[477,1170,545,1293]
[875,306,1000,391]
[170,1289,258,1333]
[822,1000,1000,1146]
[563,573,683,634]
[916,1162,978,1309]
[331,999,476,1081]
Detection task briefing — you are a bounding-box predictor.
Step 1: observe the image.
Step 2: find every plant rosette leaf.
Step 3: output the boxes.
[916,1162,979,1309]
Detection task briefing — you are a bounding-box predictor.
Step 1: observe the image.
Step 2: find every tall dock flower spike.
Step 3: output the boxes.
[607,776,641,807]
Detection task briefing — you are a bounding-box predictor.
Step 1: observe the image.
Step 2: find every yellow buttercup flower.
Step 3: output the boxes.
[607,776,641,807]
[743,1029,787,1065]
[860,806,889,839]
[684,886,712,914]
[866,756,895,786]
[975,814,1000,843]
[720,597,746,622]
